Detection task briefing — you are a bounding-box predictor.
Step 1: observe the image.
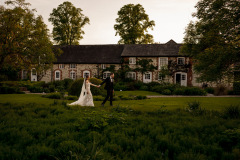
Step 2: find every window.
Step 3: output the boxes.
[101,64,106,69]
[126,72,136,80]
[70,64,76,69]
[177,57,185,65]
[182,74,186,80]
[158,72,165,81]
[59,64,65,69]
[129,57,136,64]
[31,68,36,76]
[55,71,60,80]
[159,57,168,69]
[22,70,28,79]
[70,71,76,80]
[145,73,151,80]
[83,70,90,78]
[103,71,111,79]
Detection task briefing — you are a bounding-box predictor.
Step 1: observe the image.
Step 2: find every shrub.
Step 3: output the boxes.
[204,87,214,94]
[135,95,147,100]
[42,92,62,99]
[114,83,127,91]
[215,84,227,95]
[65,95,78,100]
[68,78,104,96]
[233,82,240,95]
[173,88,185,95]
[133,81,145,90]
[173,87,206,96]
[162,89,172,95]
[0,86,23,94]
[139,85,148,91]
[223,105,240,119]
[187,100,201,110]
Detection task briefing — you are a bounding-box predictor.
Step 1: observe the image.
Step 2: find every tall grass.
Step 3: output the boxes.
[0,102,240,159]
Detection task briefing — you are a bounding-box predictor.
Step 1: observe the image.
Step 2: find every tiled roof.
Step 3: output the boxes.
[54,40,185,64]
[121,40,183,57]
[55,45,124,64]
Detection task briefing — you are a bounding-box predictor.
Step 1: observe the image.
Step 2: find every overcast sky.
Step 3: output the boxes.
[1,0,199,44]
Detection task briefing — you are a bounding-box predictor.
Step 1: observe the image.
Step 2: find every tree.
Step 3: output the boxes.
[134,59,157,77]
[114,4,155,44]
[180,0,240,84]
[0,0,59,80]
[49,1,90,45]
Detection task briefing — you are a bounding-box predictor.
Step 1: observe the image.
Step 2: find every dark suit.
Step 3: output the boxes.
[100,77,114,106]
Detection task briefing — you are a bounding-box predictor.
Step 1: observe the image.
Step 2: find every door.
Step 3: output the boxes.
[143,72,152,83]
[31,68,37,81]
[175,72,187,86]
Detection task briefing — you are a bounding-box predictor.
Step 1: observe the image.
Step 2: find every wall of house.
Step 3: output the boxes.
[40,64,121,82]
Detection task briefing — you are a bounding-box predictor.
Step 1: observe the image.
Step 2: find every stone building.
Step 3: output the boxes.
[31,40,201,87]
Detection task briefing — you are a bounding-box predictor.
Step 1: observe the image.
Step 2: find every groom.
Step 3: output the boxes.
[99,73,114,107]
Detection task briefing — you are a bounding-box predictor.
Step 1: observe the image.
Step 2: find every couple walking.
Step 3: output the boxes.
[69,73,114,107]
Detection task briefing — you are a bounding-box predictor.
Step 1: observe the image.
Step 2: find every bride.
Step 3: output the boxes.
[69,75,99,106]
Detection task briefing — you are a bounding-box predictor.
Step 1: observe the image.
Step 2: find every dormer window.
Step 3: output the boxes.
[159,57,168,69]
[177,57,185,65]
[70,64,76,69]
[129,57,136,64]
[101,64,106,69]
[59,64,65,69]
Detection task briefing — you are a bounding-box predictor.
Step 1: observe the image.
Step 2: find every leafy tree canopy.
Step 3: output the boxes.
[0,0,60,80]
[180,0,240,83]
[114,4,155,44]
[49,1,90,45]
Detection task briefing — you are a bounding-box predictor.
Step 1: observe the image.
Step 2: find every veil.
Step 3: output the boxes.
[69,78,87,106]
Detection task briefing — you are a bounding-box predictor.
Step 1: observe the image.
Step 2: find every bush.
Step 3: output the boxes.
[205,87,214,94]
[133,81,145,90]
[223,105,240,119]
[173,88,185,95]
[173,87,206,96]
[139,85,148,91]
[42,92,62,99]
[162,89,172,95]
[114,83,127,91]
[135,95,147,100]
[215,84,227,95]
[233,82,240,95]
[0,86,24,94]
[65,95,78,100]
[68,78,104,96]
[187,100,201,110]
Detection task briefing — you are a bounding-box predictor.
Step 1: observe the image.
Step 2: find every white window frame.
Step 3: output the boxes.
[158,72,165,81]
[103,71,111,79]
[70,71,76,80]
[101,64,106,69]
[159,57,168,70]
[83,70,90,78]
[126,72,136,80]
[177,57,185,65]
[55,70,61,81]
[70,64,76,69]
[22,70,28,79]
[129,57,136,64]
[59,64,65,69]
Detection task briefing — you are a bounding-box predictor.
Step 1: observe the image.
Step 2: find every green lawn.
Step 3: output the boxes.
[115,90,161,96]
[0,92,239,112]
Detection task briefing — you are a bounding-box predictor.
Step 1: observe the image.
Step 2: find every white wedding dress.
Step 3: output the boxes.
[69,79,94,106]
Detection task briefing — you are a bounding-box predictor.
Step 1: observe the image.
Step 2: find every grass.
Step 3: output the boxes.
[1,93,239,112]
[0,93,240,159]
[115,90,161,96]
